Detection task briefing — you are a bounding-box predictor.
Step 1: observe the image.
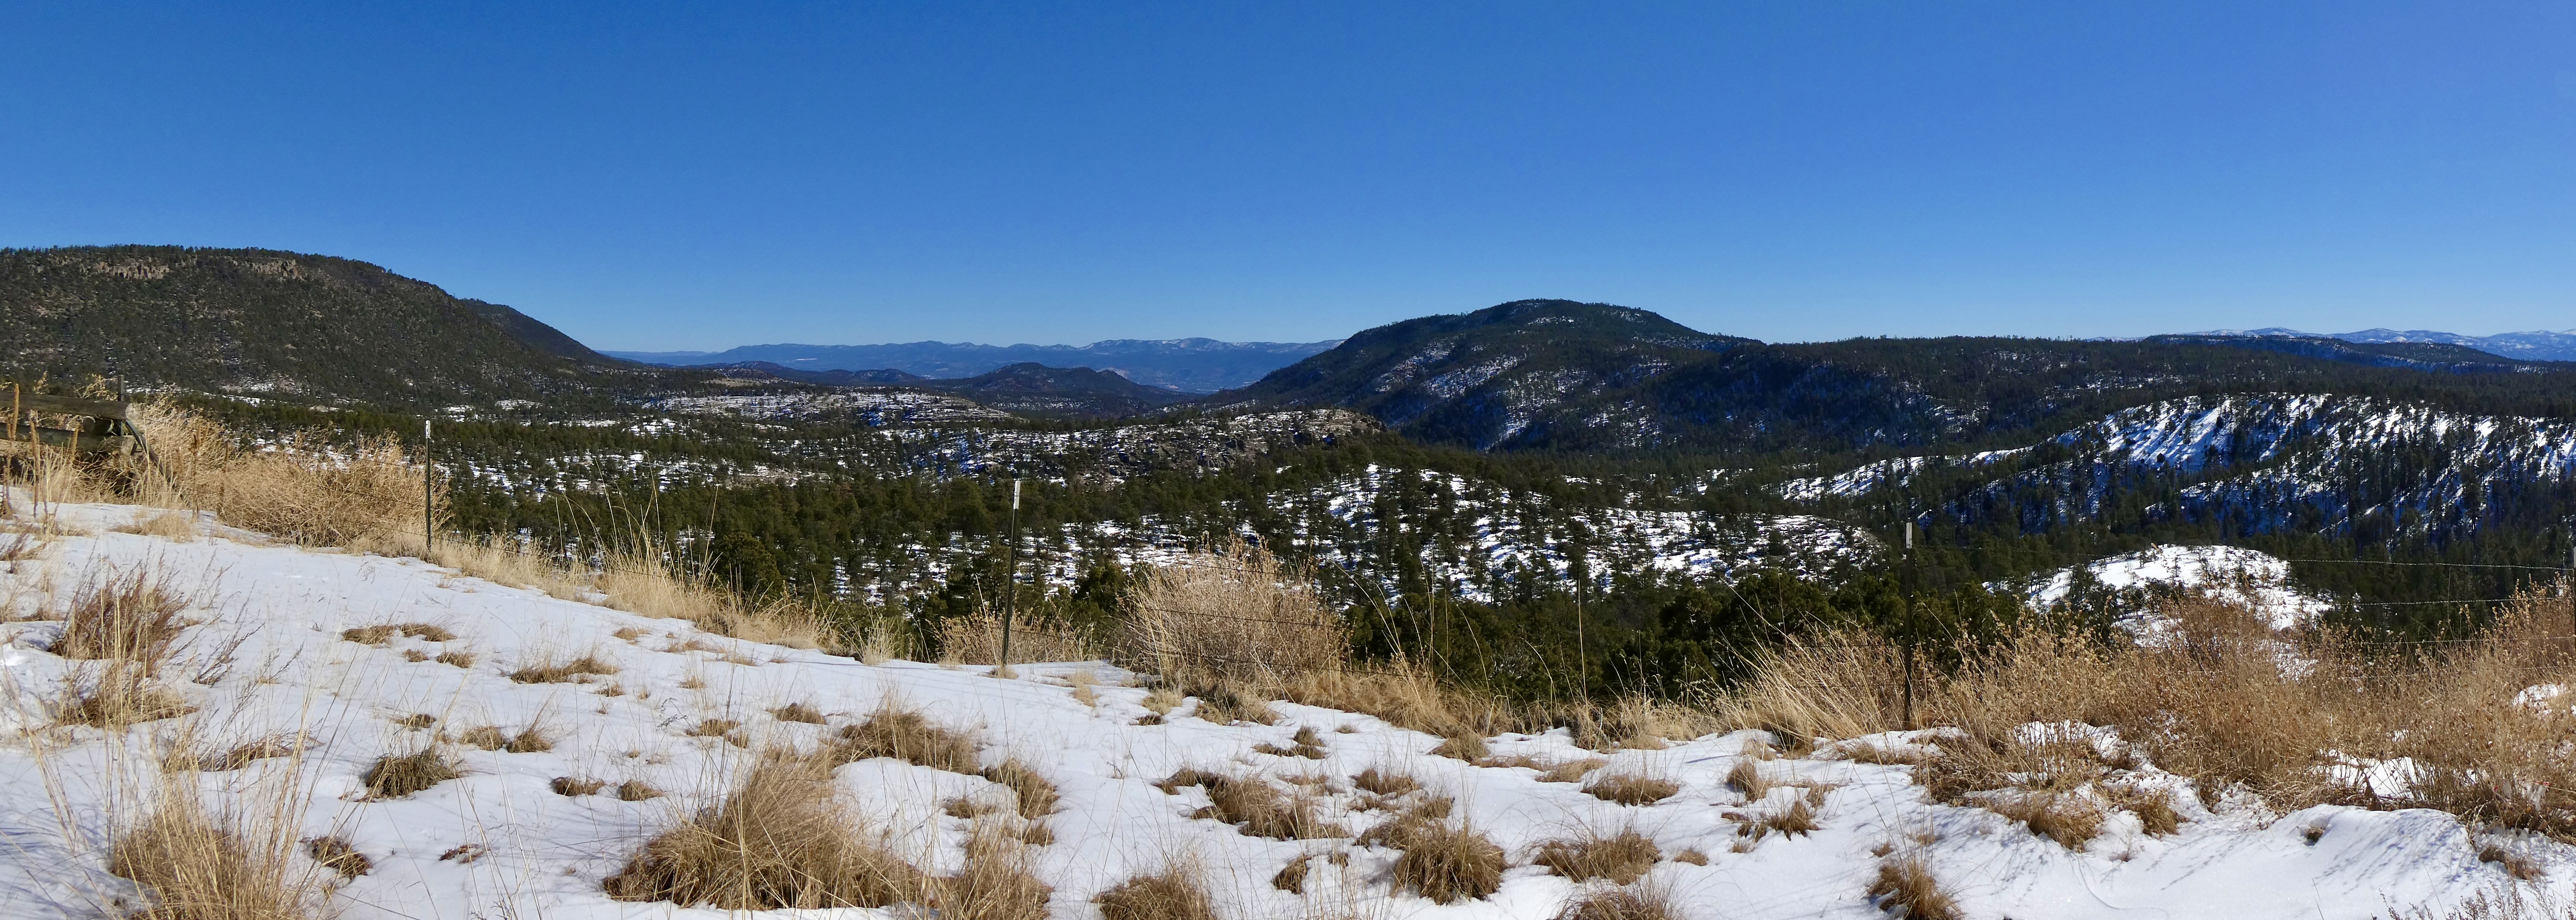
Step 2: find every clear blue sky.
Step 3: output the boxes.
[5,3,2573,350]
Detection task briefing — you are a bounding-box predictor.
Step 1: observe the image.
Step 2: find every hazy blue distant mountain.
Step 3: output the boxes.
[2193,327,2576,362]
[605,337,1340,393]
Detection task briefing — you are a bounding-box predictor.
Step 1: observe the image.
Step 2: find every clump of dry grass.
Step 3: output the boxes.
[339,622,454,645]
[58,664,193,728]
[771,701,826,724]
[115,510,201,542]
[1753,797,1822,838]
[57,564,189,668]
[1095,868,1217,920]
[551,777,609,797]
[616,779,665,801]
[602,755,927,909]
[1116,542,1346,690]
[1253,725,1328,759]
[1354,767,1420,796]
[1365,813,1505,905]
[361,749,459,799]
[109,786,322,920]
[835,704,980,773]
[1867,853,1960,920]
[1158,769,1344,840]
[1726,759,1769,799]
[940,823,1052,920]
[979,760,1060,819]
[205,735,301,772]
[303,836,371,881]
[432,649,476,668]
[1584,772,1679,806]
[1555,887,1680,920]
[1532,828,1661,884]
[508,652,619,684]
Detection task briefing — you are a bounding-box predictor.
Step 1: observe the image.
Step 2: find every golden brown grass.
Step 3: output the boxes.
[1372,815,1505,905]
[109,787,321,920]
[602,755,926,909]
[835,703,980,773]
[938,609,1097,665]
[1157,768,1344,840]
[115,510,200,542]
[1354,767,1420,796]
[1095,868,1217,920]
[1867,854,1960,920]
[1583,772,1679,806]
[1714,586,2576,841]
[1253,725,1328,759]
[303,836,371,881]
[1532,828,1661,884]
[979,759,1060,819]
[58,564,189,668]
[339,622,454,645]
[432,649,476,668]
[126,401,439,548]
[616,779,665,801]
[361,749,459,799]
[1726,759,1769,799]
[771,701,826,724]
[940,823,1053,920]
[551,777,608,797]
[1271,854,1311,893]
[58,664,193,728]
[455,723,553,753]
[1554,887,1680,920]
[507,652,619,684]
[1116,542,1347,687]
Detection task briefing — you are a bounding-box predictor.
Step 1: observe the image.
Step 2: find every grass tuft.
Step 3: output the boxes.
[1094,869,1217,920]
[835,704,980,773]
[1584,772,1680,806]
[1532,828,1662,884]
[602,755,925,909]
[1867,854,1960,920]
[361,749,459,799]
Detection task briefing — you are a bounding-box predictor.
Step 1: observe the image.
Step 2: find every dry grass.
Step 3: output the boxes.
[1095,868,1217,920]
[58,664,193,727]
[940,823,1052,920]
[456,724,553,753]
[1253,725,1328,759]
[602,755,926,909]
[361,749,459,799]
[551,777,609,797]
[1726,759,1770,799]
[58,564,189,669]
[1713,586,2576,841]
[979,759,1060,819]
[1158,768,1344,840]
[115,510,201,542]
[1115,542,1347,688]
[1754,798,1822,838]
[938,609,1098,664]
[1867,854,1960,920]
[1583,772,1680,806]
[339,622,454,645]
[616,779,665,801]
[771,701,826,724]
[1555,887,1680,920]
[1369,814,1505,905]
[206,735,301,772]
[126,402,439,548]
[1354,767,1420,796]
[303,836,371,881]
[1271,854,1312,893]
[432,649,476,668]
[507,652,619,684]
[1532,828,1662,884]
[835,704,980,773]
[109,786,321,920]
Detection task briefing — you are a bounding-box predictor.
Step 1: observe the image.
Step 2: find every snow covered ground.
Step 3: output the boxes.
[0,496,2555,918]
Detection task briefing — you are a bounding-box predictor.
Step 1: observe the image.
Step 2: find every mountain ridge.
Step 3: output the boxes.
[607,336,1341,393]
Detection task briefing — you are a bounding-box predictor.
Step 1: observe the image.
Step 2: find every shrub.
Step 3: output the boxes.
[1094,869,1217,920]
[602,756,925,909]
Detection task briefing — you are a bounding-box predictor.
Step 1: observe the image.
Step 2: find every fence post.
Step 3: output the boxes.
[1000,477,1019,675]
[423,420,435,552]
[1901,521,1916,731]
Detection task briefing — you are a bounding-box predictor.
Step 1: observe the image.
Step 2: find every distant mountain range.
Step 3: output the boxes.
[708,360,1194,417]
[606,338,1340,394]
[2189,327,2576,362]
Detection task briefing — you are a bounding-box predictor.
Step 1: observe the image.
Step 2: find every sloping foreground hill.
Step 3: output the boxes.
[0,246,657,408]
[0,491,2546,919]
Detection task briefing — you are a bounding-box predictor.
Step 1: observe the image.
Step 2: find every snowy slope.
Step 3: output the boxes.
[0,496,2556,919]
[2006,544,2335,632]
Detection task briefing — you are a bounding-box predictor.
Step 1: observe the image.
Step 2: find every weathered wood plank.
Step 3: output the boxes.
[9,393,128,420]
[3,427,135,453]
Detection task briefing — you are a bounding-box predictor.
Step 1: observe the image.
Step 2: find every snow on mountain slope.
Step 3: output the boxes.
[0,496,2553,919]
[2007,544,2334,632]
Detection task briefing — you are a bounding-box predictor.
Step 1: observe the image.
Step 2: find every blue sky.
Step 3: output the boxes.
[4,3,2573,350]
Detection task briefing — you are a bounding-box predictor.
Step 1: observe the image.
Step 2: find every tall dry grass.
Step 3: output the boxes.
[123,402,439,548]
[108,784,325,920]
[1115,542,1347,687]
[938,609,1098,665]
[603,754,927,909]
[1717,583,2576,841]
